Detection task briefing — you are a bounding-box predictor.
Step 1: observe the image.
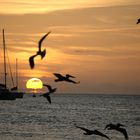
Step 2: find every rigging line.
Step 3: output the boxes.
[0,45,4,81]
[6,47,15,87]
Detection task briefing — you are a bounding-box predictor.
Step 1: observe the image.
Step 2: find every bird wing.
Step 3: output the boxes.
[66,74,75,78]
[38,31,51,51]
[43,84,52,91]
[29,54,37,69]
[136,19,140,24]
[40,49,46,59]
[76,126,90,133]
[93,130,110,139]
[46,95,51,104]
[104,123,112,130]
[117,128,128,140]
[137,21,140,24]
[53,73,63,78]
[72,80,80,84]
[117,123,125,127]
[66,79,80,84]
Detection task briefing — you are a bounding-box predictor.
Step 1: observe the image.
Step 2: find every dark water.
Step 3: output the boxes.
[0,94,139,140]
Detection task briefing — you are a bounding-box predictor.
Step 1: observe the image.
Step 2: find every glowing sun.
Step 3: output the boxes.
[26,78,43,89]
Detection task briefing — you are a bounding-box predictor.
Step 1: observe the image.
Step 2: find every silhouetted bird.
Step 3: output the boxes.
[29,31,51,69]
[136,18,140,24]
[105,123,128,140]
[43,84,57,94]
[53,73,80,84]
[40,84,57,104]
[76,125,110,139]
[105,123,125,130]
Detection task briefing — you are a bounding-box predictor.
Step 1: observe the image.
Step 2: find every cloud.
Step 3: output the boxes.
[0,0,140,14]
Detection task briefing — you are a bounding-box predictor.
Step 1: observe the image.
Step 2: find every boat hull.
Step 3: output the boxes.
[12,92,24,98]
[0,88,16,100]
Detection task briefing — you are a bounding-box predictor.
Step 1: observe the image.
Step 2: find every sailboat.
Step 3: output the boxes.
[0,29,16,100]
[11,59,24,98]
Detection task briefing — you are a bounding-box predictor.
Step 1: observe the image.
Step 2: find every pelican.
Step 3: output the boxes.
[105,123,128,140]
[29,31,51,69]
[53,73,80,84]
[40,84,56,104]
[136,18,140,24]
[76,125,110,139]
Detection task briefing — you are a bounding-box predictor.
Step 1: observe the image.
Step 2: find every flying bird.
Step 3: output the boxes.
[43,84,57,94]
[40,93,51,104]
[29,31,51,69]
[105,123,128,140]
[40,84,57,104]
[76,125,110,139]
[53,73,80,84]
[136,18,140,24]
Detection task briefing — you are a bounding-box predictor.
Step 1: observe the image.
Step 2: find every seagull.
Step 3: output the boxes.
[53,73,80,84]
[43,84,57,94]
[40,92,51,104]
[29,31,51,69]
[40,84,57,104]
[105,123,128,140]
[136,18,140,24]
[76,125,110,139]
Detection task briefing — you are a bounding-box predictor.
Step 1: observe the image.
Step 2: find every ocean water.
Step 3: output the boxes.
[0,94,139,140]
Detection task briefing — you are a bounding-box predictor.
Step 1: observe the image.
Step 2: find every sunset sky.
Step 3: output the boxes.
[0,0,140,94]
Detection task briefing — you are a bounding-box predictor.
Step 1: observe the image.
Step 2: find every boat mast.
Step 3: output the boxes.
[16,58,18,90]
[2,29,7,88]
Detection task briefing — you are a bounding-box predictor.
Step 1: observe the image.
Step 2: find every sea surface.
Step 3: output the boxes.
[0,94,139,140]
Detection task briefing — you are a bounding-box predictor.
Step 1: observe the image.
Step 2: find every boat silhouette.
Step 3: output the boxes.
[0,29,24,100]
[0,29,16,100]
[10,59,24,98]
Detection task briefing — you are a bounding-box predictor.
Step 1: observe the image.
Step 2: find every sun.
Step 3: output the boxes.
[26,78,43,89]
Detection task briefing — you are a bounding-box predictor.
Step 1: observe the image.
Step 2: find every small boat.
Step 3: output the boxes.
[11,59,24,98]
[0,29,16,100]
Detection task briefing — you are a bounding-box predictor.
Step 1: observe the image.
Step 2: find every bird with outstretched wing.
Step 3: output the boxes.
[53,73,80,84]
[29,31,51,69]
[76,125,110,139]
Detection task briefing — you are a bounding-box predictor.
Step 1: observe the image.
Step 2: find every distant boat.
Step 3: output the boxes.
[32,94,36,97]
[0,29,16,100]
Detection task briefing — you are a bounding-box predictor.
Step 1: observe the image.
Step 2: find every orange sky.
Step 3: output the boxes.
[0,0,140,94]
[0,0,140,14]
